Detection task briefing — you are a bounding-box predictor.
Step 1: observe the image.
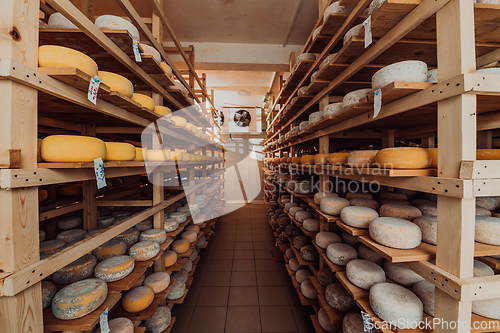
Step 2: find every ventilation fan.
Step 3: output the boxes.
[215,111,225,126]
[234,109,252,127]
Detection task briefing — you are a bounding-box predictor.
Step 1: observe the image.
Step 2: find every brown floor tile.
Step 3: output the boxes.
[284,284,301,306]
[258,286,290,306]
[196,286,229,307]
[226,306,261,333]
[233,259,256,271]
[260,306,298,332]
[253,234,272,242]
[212,249,234,260]
[217,234,236,242]
[216,241,235,250]
[256,259,280,271]
[187,306,227,333]
[253,241,273,250]
[171,306,195,333]
[251,224,267,229]
[252,229,269,235]
[234,249,255,259]
[235,242,254,250]
[256,271,284,286]
[179,286,202,307]
[236,234,253,242]
[208,259,233,272]
[291,306,315,332]
[254,249,273,260]
[204,271,232,286]
[228,286,259,306]
[231,271,257,286]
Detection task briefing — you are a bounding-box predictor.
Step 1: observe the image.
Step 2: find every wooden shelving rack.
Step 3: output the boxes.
[264,0,500,332]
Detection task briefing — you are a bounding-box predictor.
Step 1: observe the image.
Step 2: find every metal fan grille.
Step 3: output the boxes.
[234,110,251,127]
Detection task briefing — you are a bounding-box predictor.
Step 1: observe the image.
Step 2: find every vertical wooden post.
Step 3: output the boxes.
[477,131,492,149]
[421,136,436,148]
[382,130,395,148]
[0,0,43,332]
[82,125,97,231]
[189,45,195,90]
[80,0,95,21]
[435,0,476,331]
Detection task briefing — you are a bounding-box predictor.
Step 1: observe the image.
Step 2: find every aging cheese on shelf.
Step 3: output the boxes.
[58,184,83,197]
[38,45,98,77]
[472,297,500,320]
[56,229,86,244]
[346,259,385,290]
[167,280,186,300]
[182,259,193,273]
[94,15,140,40]
[295,269,312,284]
[314,154,330,164]
[135,218,153,232]
[412,280,435,316]
[317,308,337,332]
[98,71,133,98]
[105,142,136,161]
[343,313,365,333]
[164,250,178,267]
[329,152,350,165]
[293,236,310,250]
[112,211,132,222]
[145,150,170,162]
[143,272,170,293]
[347,150,379,168]
[39,230,46,242]
[343,88,372,108]
[384,261,425,286]
[134,148,145,161]
[52,254,98,284]
[140,229,167,244]
[154,105,172,117]
[95,255,135,282]
[349,198,380,211]
[372,61,428,90]
[326,243,358,266]
[477,149,500,160]
[474,259,495,277]
[41,135,106,163]
[320,197,350,215]
[325,283,355,311]
[171,270,189,284]
[477,197,499,211]
[375,147,431,169]
[97,216,115,229]
[303,219,320,232]
[122,286,155,313]
[170,116,187,127]
[181,230,198,243]
[160,62,173,76]
[289,258,305,272]
[416,202,437,216]
[315,231,341,249]
[40,239,67,255]
[300,280,318,299]
[96,317,134,333]
[379,204,422,221]
[52,279,108,320]
[475,216,500,245]
[301,155,315,164]
[340,206,378,229]
[195,237,207,247]
[139,43,161,63]
[48,12,78,29]
[172,239,190,253]
[164,218,180,232]
[358,244,385,266]
[39,189,48,202]
[413,215,437,245]
[426,148,438,168]
[370,217,422,249]
[300,245,319,262]
[129,241,160,261]
[285,248,295,260]
[284,202,298,212]
[42,281,57,310]
[145,306,172,333]
[190,249,198,262]
[185,225,200,233]
[114,228,140,246]
[314,192,338,205]
[132,93,155,111]
[289,206,304,217]
[93,239,127,261]
[370,283,423,329]
[317,268,336,286]
[57,216,82,230]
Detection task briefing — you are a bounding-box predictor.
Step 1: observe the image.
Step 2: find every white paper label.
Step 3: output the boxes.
[87,75,102,105]
[133,40,142,62]
[363,16,372,48]
[99,308,110,333]
[373,89,382,119]
[290,195,294,203]
[94,158,107,189]
[361,311,373,333]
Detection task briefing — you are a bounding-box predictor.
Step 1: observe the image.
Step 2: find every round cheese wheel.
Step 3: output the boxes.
[477,197,499,211]
[320,197,350,215]
[343,313,364,333]
[324,102,343,117]
[289,206,304,217]
[329,152,350,165]
[349,198,379,211]
[164,218,180,232]
[477,206,492,217]
[427,148,438,168]
[164,250,178,267]
[316,231,341,249]
[300,245,318,262]
[284,202,298,211]
[97,216,115,229]
[384,261,425,286]
[42,281,57,310]
[372,61,428,91]
[105,142,136,161]
[57,216,82,230]
[195,237,207,247]
[416,202,437,216]
[95,15,140,40]
[114,228,140,246]
[314,192,338,205]
[346,192,372,200]
[129,241,160,261]
[413,216,437,245]
[318,308,338,332]
[167,280,186,300]
[185,225,200,233]
[293,236,310,250]
[303,219,319,232]
[477,149,500,160]
[93,239,127,261]
[39,189,48,202]
[132,93,155,111]
[52,279,108,320]
[285,225,298,237]
[190,249,198,262]
[171,270,189,284]
[472,297,500,320]
[412,280,435,316]
[346,259,385,290]
[325,283,355,311]
[41,135,106,163]
[343,88,372,108]
[301,155,315,164]
[342,232,362,249]
[170,116,187,128]
[300,280,318,299]
[96,318,134,333]
[280,217,291,227]
[145,306,172,333]
[140,43,161,63]
[295,211,313,222]
[98,71,133,98]
[112,211,132,222]
[182,258,193,273]
[172,239,190,253]
[474,259,495,277]
[314,154,330,164]
[160,62,173,77]
[145,149,170,162]
[56,229,86,244]
[123,286,154,313]
[370,217,422,249]
[285,248,295,259]
[40,239,66,255]
[379,204,422,221]
[289,258,305,272]
[475,216,500,245]
[375,147,431,169]
[143,272,170,293]
[340,206,378,228]
[154,106,172,117]
[309,111,324,124]
[95,255,135,282]
[181,230,198,243]
[39,230,46,242]
[38,45,98,77]
[327,243,357,266]
[358,244,385,266]
[48,12,78,29]
[140,229,166,244]
[52,254,97,284]
[317,268,336,286]
[295,270,312,284]
[169,212,187,223]
[347,150,378,167]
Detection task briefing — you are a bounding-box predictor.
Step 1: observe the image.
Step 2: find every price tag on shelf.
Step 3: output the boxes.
[373,89,382,119]
[99,308,110,333]
[94,157,107,189]
[361,311,373,333]
[133,40,142,62]
[87,75,102,105]
[363,16,372,48]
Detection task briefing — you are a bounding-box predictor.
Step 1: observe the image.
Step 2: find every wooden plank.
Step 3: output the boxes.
[97,200,153,207]
[310,315,328,333]
[336,221,369,236]
[166,257,188,272]
[321,253,346,273]
[0,149,22,169]
[107,264,147,291]
[336,271,369,300]
[38,67,111,94]
[321,12,368,36]
[359,235,437,262]
[316,209,342,223]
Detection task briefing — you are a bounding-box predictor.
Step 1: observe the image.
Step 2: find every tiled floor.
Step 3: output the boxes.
[171,204,315,333]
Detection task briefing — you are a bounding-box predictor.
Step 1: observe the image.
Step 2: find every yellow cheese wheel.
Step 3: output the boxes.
[164,250,178,267]
[185,123,193,131]
[477,149,500,160]
[134,148,145,161]
[279,158,288,163]
[182,152,191,161]
[154,106,172,117]
[287,157,293,163]
[132,93,155,111]
[38,45,98,77]
[52,254,97,285]
[143,272,170,293]
[105,142,136,161]
[171,239,190,254]
[94,255,135,282]
[348,150,379,168]
[52,279,108,320]
[185,225,200,233]
[39,189,48,202]
[291,157,302,163]
[169,151,183,161]
[122,286,154,313]
[93,239,127,261]
[301,155,315,164]
[96,318,134,333]
[37,139,43,162]
[427,148,438,168]
[145,150,170,162]
[181,230,198,243]
[41,135,106,163]
[98,71,133,98]
[375,147,431,169]
[160,62,173,76]
[171,116,187,127]
[329,152,350,165]
[314,154,329,164]
[129,241,160,261]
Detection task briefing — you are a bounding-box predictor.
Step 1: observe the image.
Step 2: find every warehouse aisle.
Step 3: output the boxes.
[171,204,315,333]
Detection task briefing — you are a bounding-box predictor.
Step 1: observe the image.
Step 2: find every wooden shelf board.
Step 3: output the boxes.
[474,242,500,257]
[135,327,147,333]
[476,256,500,269]
[178,247,195,258]
[285,264,296,277]
[310,314,328,333]
[321,12,368,36]
[111,295,161,321]
[303,197,320,210]
[291,244,319,266]
[336,271,369,300]
[300,226,318,238]
[296,287,318,306]
[310,276,346,324]
[166,257,188,272]
[283,254,290,264]
[38,67,111,94]
[278,243,291,252]
[43,290,121,331]
[336,220,369,236]
[328,165,438,177]
[312,241,326,255]
[156,279,176,300]
[321,253,346,273]
[471,313,500,333]
[359,235,436,263]
[107,264,148,291]
[159,317,177,333]
[316,210,342,223]
[360,81,435,107]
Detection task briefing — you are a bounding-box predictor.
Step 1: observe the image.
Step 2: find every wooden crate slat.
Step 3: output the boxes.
[359,235,436,262]
[37,67,111,94]
[335,271,369,300]
[107,264,148,291]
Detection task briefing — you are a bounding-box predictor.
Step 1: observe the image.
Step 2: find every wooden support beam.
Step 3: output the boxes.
[0,149,21,169]
[96,200,153,206]
[80,0,94,21]
[382,130,395,148]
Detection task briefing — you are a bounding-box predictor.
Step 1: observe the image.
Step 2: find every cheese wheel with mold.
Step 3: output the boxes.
[475,216,500,246]
[93,239,127,261]
[167,280,186,300]
[195,236,207,247]
[413,215,437,245]
[94,15,140,40]
[314,192,338,205]
[114,228,140,246]
[56,229,86,244]
[325,283,355,311]
[182,258,193,273]
[346,192,372,200]
[295,269,313,284]
[164,250,178,267]
[375,147,431,169]
[472,297,500,320]
[284,202,298,211]
[129,241,160,261]
[52,254,97,284]
[289,206,304,217]
[189,249,198,262]
[300,280,318,299]
[39,45,98,77]
[145,306,172,333]
[379,204,422,221]
[340,206,378,228]
[412,280,435,316]
[318,307,338,332]
[416,202,437,216]
[347,150,378,167]
[343,313,365,333]
[474,259,495,277]
[172,239,190,253]
[48,12,78,29]
[164,218,180,232]
[95,255,135,282]
[315,231,341,249]
[349,198,380,211]
[384,261,425,286]
[185,225,200,233]
[326,243,358,266]
[42,281,57,310]
[303,219,319,232]
[285,248,295,259]
[40,239,66,255]
[293,236,310,249]
[477,206,492,217]
[346,259,385,290]
[181,230,198,243]
[317,268,336,286]
[98,71,133,98]
[57,216,82,230]
[370,217,422,249]
[320,197,350,215]
[314,154,330,164]
[295,210,313,222]
[477,197,499,211]
[96,318,134,333]
[171,270,189,284]
[341,232,362,249]
[289,258,305,272]
[358,244,385,266]
[135,218,153,231]
[300,245,318,262]
[329,152,350,165]
[122,286,154,313]
[143,272,170,293]
[97,216,115,229]
[52,279,107,320]
[140,229,167,244]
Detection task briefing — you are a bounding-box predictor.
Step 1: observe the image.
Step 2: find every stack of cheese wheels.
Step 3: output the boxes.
[129,241,160,261]
[475,216,500,245]
[329,152,350,165]
[94,15,140,41]
[132,93,155,111]
[143,272,170,293]
[320,197,350,215]
[375,147,432,169]
[122,286,154,313]
[52,254,97,284]
[105,142,136,161]
[326,243,358,266]
[346,259,385,290]
[51,279,108,320]
[347,150,378,168]
[114,228,140,246]
[370,217,422,249]
[372,61,428,91]
[96,318,134,333]
[98,71,133,98]
[41,135,106,162]
[384,261,425,286]
[94,255,135,282]
[315,231,341,249]
[172,239,190,254]
[42,281,57,310]
[314,192,338,205]
[39,45,98,77]
[93,239,127,261]
[170,116,187,127]
[340,206,379,228]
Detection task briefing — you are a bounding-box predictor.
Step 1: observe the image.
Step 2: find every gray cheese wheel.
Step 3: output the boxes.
[41,281,57,310]
[416,202,437,216]
[94,255,135,282]
[319,307,338,332]
[167,280,186,300]
[57,216,82,230]
[370,217,422,249]
[315,192,339,205]
[300,245,318,262]
[293,236,310,250]
[326,243,357,266]
[280,216,291,226]
[97,216,115,229]
[295,269,312,284]
[56,229,86,244]
[475,216,500,246]
[358,244,385,266]
[346,259,385,290]
[317,268,336,286]
[477,197,499,211]
[384,261,424,286]
[140,229,167,244]
[145,306,171,333]
[300,280,318,299]
[129,241,160,261]
[164,219,180,232]
[289,258,305,272]
[343,313,365,333]
[370,283,423,329]
[52,254,97,284]
[472,297,500,320]
[349,198,380,211]
[346,192,373,200]
[182,258,193,273]
[413,280,435,316]
[285,225,298,237]
[413,216,437,245]
[284,202,298,212]
[295,211,313,222]
[285,248,295,259]
[171,270,189,284]
[316,232,341,249]
[474,259,495,277]
[379,204,422,221]
[340,206,378,228]
[289,206,304,217]
[114,228,140,246]
[325,283,355,311]
[320,197,350,215]
[303,219,319,232]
